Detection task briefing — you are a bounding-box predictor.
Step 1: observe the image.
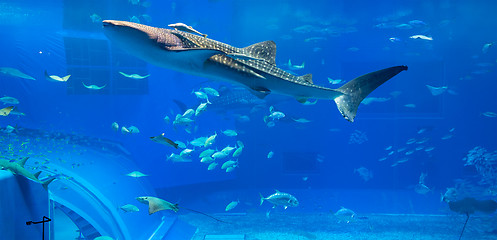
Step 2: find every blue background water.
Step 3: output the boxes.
[1,0,496,219]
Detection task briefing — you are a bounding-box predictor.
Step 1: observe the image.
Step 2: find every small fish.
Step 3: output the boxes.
[89,13,102,23]
[304,36,327,43]
[406,138,416,144]
[404,104,416,108]
[195,102,209,116]
[45,70,71,82]
[180,148,194,158]
[267,151,274,159]
[190,137,207,147]
[291,118,311,123]
[199,149,216,158]
[260,190,299,209]
[286,59,305,70]
[175,141,186,149]
[4,125,15,133]
[389,37,401,43]
[415,183,431,194]
[82,82,106,90]
[417,128,427,134]
[201,87,219,97]
[120,204,140,213]
[441,134,453,140]
[141,14,152,23]
[408,20,427,27]
[168,22,207,38]
[221,160,237,170]
[416,137,430,144]
[111,122,119,131]
[119,72,150,79]
[129,16,140,23]
[221,146,236,155]
[327,78,343,84]
[222,129,238,137]
[121,126,130,134]
[212,151,228,160]
[207,162,218,170]
[126,171,148,178]
[232,147,243,158]
[237,115,250,122]
[268,107,285,120]
[150,133,178,149]
[128,126,140,134]
[385,146,393,151]
[225,200,240,211]
[426,85,447,96]
[204,132,217,147]
[395,23,413,29]
[182,109,195,119]
[0,96,19,105]
[334,207,355,223]
[173,116,194,126]
[167,153,191,162]
[361,97,391,105]
[482,42,494,54]
[354,167,373,181]
[482,112,497,118]
[194,91,210,103]
[424,146,435,152]
[409,35,433,41]
[200,156,214,163]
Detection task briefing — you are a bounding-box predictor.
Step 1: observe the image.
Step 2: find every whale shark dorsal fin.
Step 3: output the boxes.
[299,74,313,84]
[19,157,29,168]
[242,40,276,65]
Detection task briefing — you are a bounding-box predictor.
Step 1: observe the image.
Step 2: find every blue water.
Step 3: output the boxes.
[1,0,497,239]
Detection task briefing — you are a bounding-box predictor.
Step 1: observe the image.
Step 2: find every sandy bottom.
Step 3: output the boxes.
[181,212,497,240]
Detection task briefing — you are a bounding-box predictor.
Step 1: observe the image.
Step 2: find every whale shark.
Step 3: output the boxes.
[102,20,407,122]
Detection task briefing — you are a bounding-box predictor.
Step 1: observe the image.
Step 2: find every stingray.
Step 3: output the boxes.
[136,196,229,223]
[448,197,497,240]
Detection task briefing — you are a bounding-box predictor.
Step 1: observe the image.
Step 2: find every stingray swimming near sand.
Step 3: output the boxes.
[448,197,497,240]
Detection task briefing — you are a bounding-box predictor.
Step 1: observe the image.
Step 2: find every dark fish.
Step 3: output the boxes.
[150,133,178,149]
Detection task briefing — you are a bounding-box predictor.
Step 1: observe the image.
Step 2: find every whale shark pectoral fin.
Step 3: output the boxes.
[169,48,224,64]
[249,87,271,99]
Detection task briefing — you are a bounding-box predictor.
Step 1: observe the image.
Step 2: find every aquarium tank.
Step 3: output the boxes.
[1,0,497,239]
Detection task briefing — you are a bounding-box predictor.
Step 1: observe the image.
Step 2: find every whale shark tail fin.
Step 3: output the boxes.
[334,65,407,122]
